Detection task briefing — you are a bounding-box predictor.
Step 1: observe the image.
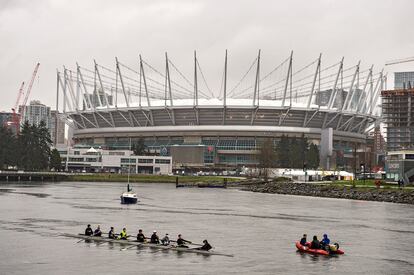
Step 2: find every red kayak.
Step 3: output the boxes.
[295,241,344,255]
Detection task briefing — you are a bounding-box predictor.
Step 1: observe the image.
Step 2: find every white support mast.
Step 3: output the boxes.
[115,57,130,108]
[306,53,322,108]
[282,51,293,107]
[253,49,261,107]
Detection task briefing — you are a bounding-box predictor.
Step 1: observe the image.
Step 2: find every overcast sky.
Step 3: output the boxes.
[1,0,413,111]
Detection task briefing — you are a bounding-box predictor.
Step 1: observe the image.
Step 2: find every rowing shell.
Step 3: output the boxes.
[63,233,234,257]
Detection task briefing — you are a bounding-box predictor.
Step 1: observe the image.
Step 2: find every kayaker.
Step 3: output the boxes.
[320,234,330,247]
[108,227,116,239]
[177,234,192,248]
[150,230,160,244]
[137,229,146,243]
[161,233,170,245]
[85,224,93,236]
[300,234,307,246]
[94,225,102,236]
[118,228,128,240]
[196,240,212,251]
[310,235,321,249]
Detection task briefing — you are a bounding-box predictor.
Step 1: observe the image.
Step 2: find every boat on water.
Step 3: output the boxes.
[120,184,138,204]
[295,241,344,256]
[63,233,234,257]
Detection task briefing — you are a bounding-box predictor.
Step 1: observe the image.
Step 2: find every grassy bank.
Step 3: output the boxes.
[67,173,242,184]
[324,179,413,190]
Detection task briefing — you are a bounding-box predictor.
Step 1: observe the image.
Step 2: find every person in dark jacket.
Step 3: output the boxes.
[137,229,146,243]
[150,231,159,244]
[300,234,307,246]
[108,227,116,239]
[310,235,320,249]
[85,224,93,236]
[94,225,102,236]
[320,234,330,247]
[196,240,212,251]
[176,234,192,248]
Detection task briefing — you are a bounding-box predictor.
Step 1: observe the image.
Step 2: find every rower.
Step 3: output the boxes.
[118,227,128,240]
[176,234,192,248]
[85,224,93,236]
[196,240,212,251]
[136,229,146,243]
[300,234,307,246]
[108,227,116,239]
[94,225,102,237]
[161,233,170,245]
[150,230,159,244]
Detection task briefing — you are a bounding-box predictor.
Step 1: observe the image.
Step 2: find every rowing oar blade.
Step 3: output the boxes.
[121,244,138,251]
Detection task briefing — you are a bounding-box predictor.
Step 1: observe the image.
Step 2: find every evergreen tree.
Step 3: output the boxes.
[132,137,146,155]
[0,126,17,169]
[290,137,302,168]
[258,138,277,179]
[18,121,52,171]
[50,148,62,171]
[307,143,320,169]
[299,134,309,169]
[277,135,290,168]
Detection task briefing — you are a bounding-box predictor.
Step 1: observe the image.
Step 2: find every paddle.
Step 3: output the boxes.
[76,239,84,244]
[120,244,141,251]
[169,240,205,247]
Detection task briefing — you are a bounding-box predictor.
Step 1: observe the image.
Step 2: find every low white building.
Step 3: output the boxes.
[56,146,172,175]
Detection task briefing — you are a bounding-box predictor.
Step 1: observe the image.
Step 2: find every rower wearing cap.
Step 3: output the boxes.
[196,240,212,251]
[137,229,146,243]
[150,230,159,244]
[161,233,170,245]
[94,225,102,237]
[118,227,128,240]
[176,234,192,248]
[85,224,93,236]
[108,227,116,239]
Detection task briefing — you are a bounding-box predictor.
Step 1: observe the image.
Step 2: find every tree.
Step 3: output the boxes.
[277,135,290,168]
[50,148,62,171]
[18,120,52,171]
[307,143,320,169]
[0,126,17,169]
[132,137,146,155]
[290,137,302,168]
[258,138,277,179]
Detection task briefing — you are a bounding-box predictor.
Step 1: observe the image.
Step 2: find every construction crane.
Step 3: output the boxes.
[6,63,40,133]
[20,63,41,119]
[385,56,414,66]
[8,81,25,130]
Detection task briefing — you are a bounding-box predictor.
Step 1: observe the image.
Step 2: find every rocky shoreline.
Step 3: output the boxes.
[240,181,414,205]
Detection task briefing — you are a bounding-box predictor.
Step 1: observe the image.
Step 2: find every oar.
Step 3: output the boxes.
[76,239,84,244]
[170,240,205,246]
[120,244,140,251]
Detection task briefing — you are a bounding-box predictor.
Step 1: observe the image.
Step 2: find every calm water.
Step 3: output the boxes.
[0,181,413,275]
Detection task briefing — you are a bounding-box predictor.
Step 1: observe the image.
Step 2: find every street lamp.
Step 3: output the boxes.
[360,163,365,185]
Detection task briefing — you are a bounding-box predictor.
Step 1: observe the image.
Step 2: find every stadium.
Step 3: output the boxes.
[57,51,383,171]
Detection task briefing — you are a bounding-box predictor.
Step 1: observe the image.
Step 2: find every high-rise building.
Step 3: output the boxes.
[83,89,113,110]
[394,72,414,89]
[0,112,13,126]
[315,89,362,110]
[381,88,414,151]
[50,110,65,145]
[19,100,51,128]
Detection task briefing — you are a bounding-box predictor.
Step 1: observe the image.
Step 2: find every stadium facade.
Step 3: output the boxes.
[57,51,383,171]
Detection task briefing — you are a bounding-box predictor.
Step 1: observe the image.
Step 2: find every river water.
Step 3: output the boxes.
[0,181,413,275]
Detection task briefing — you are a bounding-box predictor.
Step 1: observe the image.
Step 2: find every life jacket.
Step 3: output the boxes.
[120,230,127,239]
